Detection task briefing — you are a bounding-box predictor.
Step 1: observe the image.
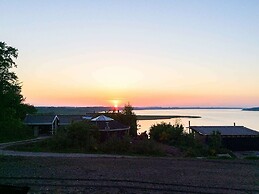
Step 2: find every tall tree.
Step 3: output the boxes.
[102,103,138,137]
[0,42,35,128]
[122,103,137,137]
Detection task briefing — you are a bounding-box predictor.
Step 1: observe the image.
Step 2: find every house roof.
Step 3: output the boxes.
[91,115,114,122]
[190,126,259,136]
[91,120,130,131]
[57,115,92,125]
[24,115,58,125]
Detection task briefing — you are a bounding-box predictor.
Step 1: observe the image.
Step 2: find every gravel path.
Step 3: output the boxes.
[0,139,258,193]
[0,136,50,149]
[0,156,258,193]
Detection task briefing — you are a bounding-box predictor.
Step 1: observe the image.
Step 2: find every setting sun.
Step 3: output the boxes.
[110,99,120,108]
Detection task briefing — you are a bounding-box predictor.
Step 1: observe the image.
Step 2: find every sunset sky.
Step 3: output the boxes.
[1,0,259,107]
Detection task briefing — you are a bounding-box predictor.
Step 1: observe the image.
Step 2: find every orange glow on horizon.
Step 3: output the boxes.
[110,99,120,108]
[23,91,259,107]
[22,79,259,108]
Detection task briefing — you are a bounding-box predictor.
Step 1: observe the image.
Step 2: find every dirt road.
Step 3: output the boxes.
[0,156,258,193]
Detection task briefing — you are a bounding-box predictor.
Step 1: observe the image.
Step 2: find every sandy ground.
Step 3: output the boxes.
[0,156,258,194]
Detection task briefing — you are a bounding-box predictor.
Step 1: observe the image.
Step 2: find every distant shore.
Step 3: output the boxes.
[137,115,201,120]
[36,106,242,115]
[242,107,259,111]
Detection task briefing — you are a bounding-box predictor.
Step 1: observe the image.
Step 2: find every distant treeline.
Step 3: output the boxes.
[134,107,242,110]
[36,107,115,115]
[36,106,242,115]
[242,107,259,111]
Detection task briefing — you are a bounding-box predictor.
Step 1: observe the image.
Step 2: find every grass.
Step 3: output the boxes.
[0,127,34,143]
[244,156,259,160]
[5,141,88,153]
[6,138,167,157]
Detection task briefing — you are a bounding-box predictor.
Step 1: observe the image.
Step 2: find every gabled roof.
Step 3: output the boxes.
[24,115,58,125]
[91,120,130,131]
[190,126,259,136]
[91,115,114,122]
[57,115,92,125]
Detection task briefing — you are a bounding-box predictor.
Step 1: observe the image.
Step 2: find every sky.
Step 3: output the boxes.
[1,0,259,107]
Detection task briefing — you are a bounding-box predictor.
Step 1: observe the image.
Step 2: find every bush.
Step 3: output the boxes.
[208,131,222,156]
[99,135,131,154]
[48,121,99,152]
[0,119,34,143]
[149,122,184,145]
[148,122,223,157]
[184,143,208,157]
[244,156,259,160]
[130,139,165,156]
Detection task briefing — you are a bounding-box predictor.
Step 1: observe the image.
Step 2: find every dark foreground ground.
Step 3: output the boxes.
[0,156,258,194]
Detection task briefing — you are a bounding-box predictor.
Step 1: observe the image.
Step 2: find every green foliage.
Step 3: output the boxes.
[0,42,22,119]
[244,156,259,160]
[67,121,99,149]
[17,103,37,120]
[48,121,100,152]
[99,135,165,156]
[149,121,224,157]
[208,131,222,156]
[0,122,34,143]
[101,103,138,137]
[130,139,165,156]
[99,135,131,154]
[0,42,36,140]
[184,141,208,157]
[121,103,137,137]
[149,122,184,145]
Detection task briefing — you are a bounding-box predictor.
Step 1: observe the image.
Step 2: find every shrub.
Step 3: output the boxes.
[208,131,222,156]
[244,156,259,160]
[67,121,99,149]
[184,143,208,157]
[99,135,131,154]
[48,121,99,152]
[0,119,34,143]
[130,139,165,156]
[149,122,184,145]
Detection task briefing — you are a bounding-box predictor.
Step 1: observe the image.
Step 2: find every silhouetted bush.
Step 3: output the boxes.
[149,122,184,145]
[137,131,149,140]
[148,122,226,157]
[48,121,99,152]
[208,131,222,156]
[99,135,131,154]
[130,139,165,156]
[0,120,34,143]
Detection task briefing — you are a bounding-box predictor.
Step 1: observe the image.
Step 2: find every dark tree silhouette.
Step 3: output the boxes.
[122,103,137,137]
[0,42,36,131]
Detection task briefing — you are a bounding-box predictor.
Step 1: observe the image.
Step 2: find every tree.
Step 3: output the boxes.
[0,42,36,130]
[121,103,138,137]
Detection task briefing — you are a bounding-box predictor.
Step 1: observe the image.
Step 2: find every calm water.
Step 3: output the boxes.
[134,109,259,134]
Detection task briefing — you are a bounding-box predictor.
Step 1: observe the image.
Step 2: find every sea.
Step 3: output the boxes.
[134,109,259,134]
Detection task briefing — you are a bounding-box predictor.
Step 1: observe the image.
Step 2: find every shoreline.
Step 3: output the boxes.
[137,115,201,120]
